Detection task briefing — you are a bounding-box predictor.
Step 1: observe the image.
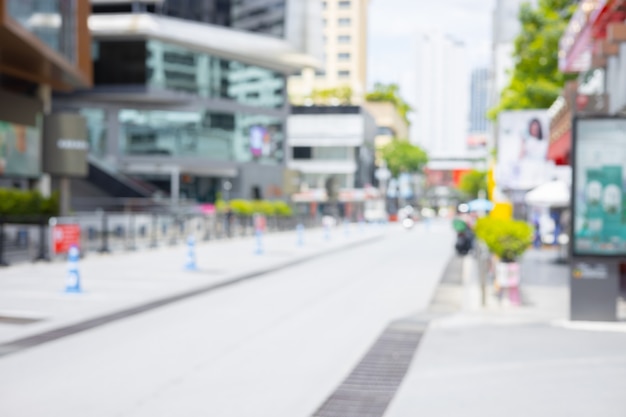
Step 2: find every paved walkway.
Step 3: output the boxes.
[386,248,626,417]
[0,223,385,348]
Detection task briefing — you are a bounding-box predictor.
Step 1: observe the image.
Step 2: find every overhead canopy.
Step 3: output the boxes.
[525,180,571,208]
[89,13,321,74]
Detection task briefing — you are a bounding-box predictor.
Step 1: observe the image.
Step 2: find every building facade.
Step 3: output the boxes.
[288,0,369,105]
[0,0,92,190]
[412,31,469,159]
[287,105,376,191]
[469,68,489,134]
[54,0,322,204]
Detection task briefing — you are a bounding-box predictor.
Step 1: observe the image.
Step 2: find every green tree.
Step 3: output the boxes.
[366,83,413,125]
[488,0,577,119]
[458,170,488,199]
[309,86,353,105]
[381,141,428,177]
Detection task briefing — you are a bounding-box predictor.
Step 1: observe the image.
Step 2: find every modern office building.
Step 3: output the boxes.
[411,30,469,159]
[53,0,322,204]
[288,0,369,105]
[0,0,92,191]
[469,68,489,134]
[490,0,529,114]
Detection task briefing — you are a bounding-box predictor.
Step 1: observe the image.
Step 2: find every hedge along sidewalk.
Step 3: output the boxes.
[0,224,386,351]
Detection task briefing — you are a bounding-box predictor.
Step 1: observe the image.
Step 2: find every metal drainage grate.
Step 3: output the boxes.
[312,321,426,417]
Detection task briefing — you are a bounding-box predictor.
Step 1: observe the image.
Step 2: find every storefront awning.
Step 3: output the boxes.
[548,130,571,166]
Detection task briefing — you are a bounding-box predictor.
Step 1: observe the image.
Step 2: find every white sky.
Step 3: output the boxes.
[367,0,496,103]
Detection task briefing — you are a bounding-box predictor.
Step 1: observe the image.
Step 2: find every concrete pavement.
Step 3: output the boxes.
[0,223,385,350]
[385,248,626,417]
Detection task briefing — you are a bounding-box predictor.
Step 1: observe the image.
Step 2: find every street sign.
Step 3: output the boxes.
[53,224,81,255]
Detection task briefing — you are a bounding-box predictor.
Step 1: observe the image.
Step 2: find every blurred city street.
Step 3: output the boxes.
[0,220,454,416]
[1,220,626,417]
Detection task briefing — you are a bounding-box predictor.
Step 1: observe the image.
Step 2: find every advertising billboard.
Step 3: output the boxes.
[250,125,271,158]
[496,110,550,190]
[573,117,626,257]
[0,120,41,178]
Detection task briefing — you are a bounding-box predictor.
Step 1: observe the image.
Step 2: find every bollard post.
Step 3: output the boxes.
[296,223,304,247]
[99,211,110,253]
[0,217,8,267]
[344,220,350,238]
[34,216,50,262]
[255,229,264,255]
[185,235,197,270]
[65,245,82,293]
[150,213,158,248]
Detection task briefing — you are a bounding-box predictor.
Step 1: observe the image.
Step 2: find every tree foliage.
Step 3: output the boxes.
[488,0,577,119]
[381,140,428,177]
[475,217,533,262]
[459,170,488,199]
[309,86,353,105]
[365,83,412,125]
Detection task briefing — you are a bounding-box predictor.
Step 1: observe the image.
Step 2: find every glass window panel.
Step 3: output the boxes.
[7,0,77,64]
[144,40,285,109]
[118,109,284,165]
[313,147,351,160]
[338,1,351,8]
[80,109,107,158]
[338,18,351,26]
[338,35,351,44]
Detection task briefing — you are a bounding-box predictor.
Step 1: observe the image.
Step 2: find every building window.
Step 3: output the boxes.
[315,69,327,77]
[338,70,350,78]
[338,35,351,44]
[338,1,351,9]
[338,52,350,62]
[323,18,327,27]
[322,1,327,9]
[293,147,312,159]
[338,18,351,27]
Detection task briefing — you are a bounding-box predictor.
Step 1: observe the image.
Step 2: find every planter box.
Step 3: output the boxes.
[496,261,521,288]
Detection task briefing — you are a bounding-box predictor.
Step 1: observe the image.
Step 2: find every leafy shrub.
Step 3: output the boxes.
[272,201,293,217]
[229,199,254,216]
[215,199,229,214]
[0,188,59,218]
[474,217,533,262]
[251,200,276,216]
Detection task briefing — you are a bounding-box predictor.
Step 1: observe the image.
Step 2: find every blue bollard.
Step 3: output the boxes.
[185,235,197,270]
[255,230,264,255]
[296,224,304,247]
[65,245,82,293]
[344,220,351,238]
[324,223,331,241]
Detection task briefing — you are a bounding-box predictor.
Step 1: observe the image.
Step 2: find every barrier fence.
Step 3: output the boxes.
[0,213,320,266]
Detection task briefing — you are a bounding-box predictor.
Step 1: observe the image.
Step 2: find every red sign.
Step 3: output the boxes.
[53,224,81,255]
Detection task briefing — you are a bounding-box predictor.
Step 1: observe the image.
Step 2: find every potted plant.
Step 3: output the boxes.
[474,217,533,304]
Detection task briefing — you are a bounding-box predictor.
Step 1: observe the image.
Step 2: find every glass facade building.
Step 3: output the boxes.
[92,0,287,38]
[7,0,77,64]
[93,39,286,109]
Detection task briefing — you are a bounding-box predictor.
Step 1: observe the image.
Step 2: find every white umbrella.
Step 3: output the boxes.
[525,180,570,208]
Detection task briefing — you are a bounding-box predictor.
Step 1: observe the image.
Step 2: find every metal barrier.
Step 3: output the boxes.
[0,212,322,266]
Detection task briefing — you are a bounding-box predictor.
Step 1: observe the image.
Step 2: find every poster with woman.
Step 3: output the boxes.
[496,110,550,190]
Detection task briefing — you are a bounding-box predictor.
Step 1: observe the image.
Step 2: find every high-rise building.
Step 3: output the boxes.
[53,0,322,205]
[490,0,530,109]
[411,31,469,159]
[469,68,489,134]
[288,0,369,105]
